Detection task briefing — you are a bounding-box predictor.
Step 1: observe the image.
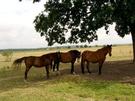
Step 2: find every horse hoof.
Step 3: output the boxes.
[72,72,76,75]
[88,72,91,74]
[82,72,85,74]
[86,73,90,75]
[24,79,28,83]
[56,71,60,75]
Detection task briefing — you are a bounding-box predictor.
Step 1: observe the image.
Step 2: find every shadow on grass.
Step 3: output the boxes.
[58,59,135,84]
[0,60,135,93]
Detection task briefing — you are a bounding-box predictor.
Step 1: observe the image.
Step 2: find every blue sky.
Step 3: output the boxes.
[0,0,132,49]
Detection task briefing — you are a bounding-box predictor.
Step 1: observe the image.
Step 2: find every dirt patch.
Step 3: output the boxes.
[59,60,135,85]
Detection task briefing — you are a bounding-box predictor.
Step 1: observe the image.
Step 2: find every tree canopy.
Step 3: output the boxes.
[33,0,135,45]
[20,0,135,62]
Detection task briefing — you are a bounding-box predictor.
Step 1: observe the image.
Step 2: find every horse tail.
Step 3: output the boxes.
[81,52,85,74]
[13,57,26,69]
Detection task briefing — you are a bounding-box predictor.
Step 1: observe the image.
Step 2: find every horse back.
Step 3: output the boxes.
[60,52,72,63]
[42,52,60,61]
[25,56,51,67]
[24,56,39,67]
[82,50,101,63]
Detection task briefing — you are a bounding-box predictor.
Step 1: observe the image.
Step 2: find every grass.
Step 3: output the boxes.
[0,69,135,101]
[0,44,135,101]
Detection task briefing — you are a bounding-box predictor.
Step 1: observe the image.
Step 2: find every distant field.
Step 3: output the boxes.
[0,44,133,68]
[0,44,135,101]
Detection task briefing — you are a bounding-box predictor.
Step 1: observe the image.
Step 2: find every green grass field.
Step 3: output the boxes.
[0,45,135,101]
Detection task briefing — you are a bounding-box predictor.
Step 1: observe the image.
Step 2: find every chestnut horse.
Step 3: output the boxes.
[53,50,81,74]
[13,52,60,80]
[81,45,112,75]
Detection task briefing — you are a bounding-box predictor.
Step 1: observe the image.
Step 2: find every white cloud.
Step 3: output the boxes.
[92,24,132,45]
[0,0,46,49]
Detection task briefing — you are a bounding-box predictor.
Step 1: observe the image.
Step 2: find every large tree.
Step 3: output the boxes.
[20,0,135,62]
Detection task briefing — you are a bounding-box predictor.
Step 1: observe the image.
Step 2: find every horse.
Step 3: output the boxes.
[53,50,81,74]
[81,45,112,75]
[13,52,60,81]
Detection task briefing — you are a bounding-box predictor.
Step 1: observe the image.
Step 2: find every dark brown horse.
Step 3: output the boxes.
[53,50,81,74]
[13,52,60,80]
[81,45,112,75]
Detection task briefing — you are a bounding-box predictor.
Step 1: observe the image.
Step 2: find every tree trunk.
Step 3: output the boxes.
[131,31,135,63]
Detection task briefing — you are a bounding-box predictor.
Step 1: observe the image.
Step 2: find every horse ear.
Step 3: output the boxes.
[107,44,112,47]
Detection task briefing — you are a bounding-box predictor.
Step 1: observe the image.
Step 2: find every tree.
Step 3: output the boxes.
[20,0,135,62]
[19,0,40,3]
[110,0,135,63]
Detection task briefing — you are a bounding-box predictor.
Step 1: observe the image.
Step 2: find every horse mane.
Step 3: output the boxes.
[69,50,80,55]
[99,45,111,50]
[96,46,105,51]
[68,50,81,59]
[68,50,79,53]
[96,45,111,54]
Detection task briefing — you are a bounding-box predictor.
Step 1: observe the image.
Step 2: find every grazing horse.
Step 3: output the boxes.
[13,52,60,80]
[53,50,81,74]
[81,45,112,75]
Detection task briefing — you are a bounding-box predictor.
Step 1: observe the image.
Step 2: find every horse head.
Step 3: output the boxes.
[69,50,81,62]
[107,45,112,56]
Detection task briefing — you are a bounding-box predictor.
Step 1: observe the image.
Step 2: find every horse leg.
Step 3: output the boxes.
[53,61,56,71]
[57,61,60,71]
[98,62,104,75]
[50,61,53,70]
[86,61,91,73]
[53,61,59,71]
[81,61,85,74]
[71,62,75,74]
[24,66,31,80]
[81,57,85,74]
[52,61,60,75]
[45,65,49,79]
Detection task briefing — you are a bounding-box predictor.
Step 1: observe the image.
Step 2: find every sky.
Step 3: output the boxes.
[0,0,132,49]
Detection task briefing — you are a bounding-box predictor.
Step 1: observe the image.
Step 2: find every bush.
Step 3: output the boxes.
[1,50,13,62]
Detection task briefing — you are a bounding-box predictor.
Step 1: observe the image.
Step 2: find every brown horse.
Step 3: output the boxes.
[13,52,60,80]
[53,50,81,74]
[81,45,112,75]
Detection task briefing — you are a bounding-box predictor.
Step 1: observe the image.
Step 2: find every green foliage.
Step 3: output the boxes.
[1,50,13,62]
[84,44,88,48]
[19,0,135,62]
[111,0,135,37]
[33,0,135,46]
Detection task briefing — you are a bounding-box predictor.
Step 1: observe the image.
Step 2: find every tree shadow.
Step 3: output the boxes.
[58,60,135,84]
[0,60,135,93]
